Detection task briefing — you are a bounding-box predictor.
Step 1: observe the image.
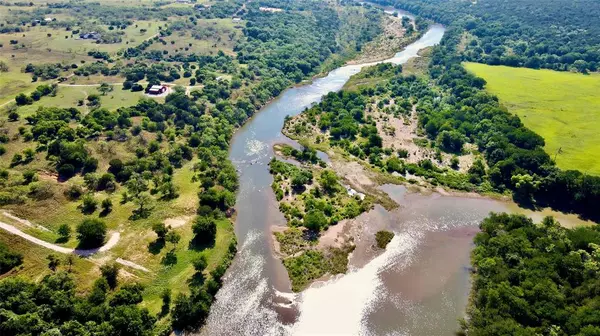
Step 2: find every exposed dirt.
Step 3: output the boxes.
[348,14,418,65]
[164,215,192,228]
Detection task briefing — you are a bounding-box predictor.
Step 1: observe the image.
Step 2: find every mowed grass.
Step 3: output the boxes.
[464,62,600,175]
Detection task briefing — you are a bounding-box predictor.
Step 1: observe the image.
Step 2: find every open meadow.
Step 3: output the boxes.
[464,62,600,175]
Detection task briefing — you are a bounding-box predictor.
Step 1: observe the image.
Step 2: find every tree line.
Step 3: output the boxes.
[372,0,600,73]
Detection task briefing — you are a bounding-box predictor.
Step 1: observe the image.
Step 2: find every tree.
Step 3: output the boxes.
[58,224,71,241]
[319,170,339,193]
[47,254,60,271]
[192,254,208,272]
[65,254,75,272]
[101,198,113,214]
[76,218,107,248]
[303,209,328,231]
[165,230,181,246]
[160,288,171,316]
[15,93,32,106]
[0,242,22,274]
[152,222,168,239]
[80,194,98,213]
[98,82,113,96]
[100,262,120,289]
[192,216,216,245]
[511,173,540,203]
[133,191,154,217]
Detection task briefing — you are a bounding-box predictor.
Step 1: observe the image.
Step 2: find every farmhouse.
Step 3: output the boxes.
[79,32,101,40]
[232,17,242,23]
[259,7,283,13]
[148,85,167,95]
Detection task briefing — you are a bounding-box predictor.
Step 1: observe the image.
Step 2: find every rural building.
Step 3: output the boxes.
[148,85,167,95]
[232,17,242,22]
[79,32,101,40]
[259,7,283,13]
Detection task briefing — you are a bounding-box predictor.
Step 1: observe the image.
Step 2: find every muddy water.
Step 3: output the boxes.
[201,21,447,335]
[292,185,592,336]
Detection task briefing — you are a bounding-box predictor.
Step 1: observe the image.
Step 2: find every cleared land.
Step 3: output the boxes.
[464,62,600,175]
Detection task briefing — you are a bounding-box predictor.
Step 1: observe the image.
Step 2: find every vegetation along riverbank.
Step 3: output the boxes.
[0,0,399,333]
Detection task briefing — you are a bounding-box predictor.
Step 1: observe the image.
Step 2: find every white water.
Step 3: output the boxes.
[201,21,447,336]
[292,232,421,336]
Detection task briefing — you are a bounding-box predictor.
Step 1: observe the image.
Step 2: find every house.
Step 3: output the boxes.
[79,32,101,40]
[232,17,242,23]
[259,7,283,13]
[148,85,167,95]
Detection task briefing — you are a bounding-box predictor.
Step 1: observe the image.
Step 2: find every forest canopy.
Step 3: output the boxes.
[466,213,600,335]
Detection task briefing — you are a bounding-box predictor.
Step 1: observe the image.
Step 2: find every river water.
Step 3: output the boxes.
[200,18,589,336]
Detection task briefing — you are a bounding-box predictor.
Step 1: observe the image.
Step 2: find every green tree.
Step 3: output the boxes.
[100,262,120,289]
[46,254,60,271]
[192,216,216,245]
[303,209,328,231]
[319,170,339,194]
[76,218,107,248]
[98,82,113,96]
[58,224,71,241]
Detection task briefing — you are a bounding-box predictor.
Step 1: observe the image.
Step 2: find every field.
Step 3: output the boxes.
[464,62,600,175]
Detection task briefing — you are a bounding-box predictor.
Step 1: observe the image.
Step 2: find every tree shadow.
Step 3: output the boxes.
[188,237,215,251]
[161,249,177,266]
[512,194,537,211]
[129,208,151,220]
[187,271,206,287]
[99,209,111,218]
[55,236,69,244]
[148,238,165,255]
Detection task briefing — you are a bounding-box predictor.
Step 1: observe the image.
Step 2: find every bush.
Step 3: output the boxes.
[57,163,76,179]
[0,242,23,274]
[76,218,107,248]
[80,194,98,213]
[375,230,394,249]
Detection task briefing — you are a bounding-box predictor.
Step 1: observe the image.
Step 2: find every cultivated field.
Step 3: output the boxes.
[464,62,600,175]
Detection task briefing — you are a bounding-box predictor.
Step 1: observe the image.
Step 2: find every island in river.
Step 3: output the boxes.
[201,7,595,334]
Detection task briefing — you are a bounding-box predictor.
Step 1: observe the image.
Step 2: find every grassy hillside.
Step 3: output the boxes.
[464,62,600,175]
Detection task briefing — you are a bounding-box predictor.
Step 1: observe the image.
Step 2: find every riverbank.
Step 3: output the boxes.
[348,13,421,65]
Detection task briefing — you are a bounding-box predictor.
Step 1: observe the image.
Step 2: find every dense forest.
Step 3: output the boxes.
[372,0,600,72]
[426,27,600,221]
[466,213,600,335]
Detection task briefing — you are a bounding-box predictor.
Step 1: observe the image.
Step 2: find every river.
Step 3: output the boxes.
[199,15,587,336]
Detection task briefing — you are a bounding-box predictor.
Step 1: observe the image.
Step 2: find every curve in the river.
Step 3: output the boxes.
[200,19,446,336]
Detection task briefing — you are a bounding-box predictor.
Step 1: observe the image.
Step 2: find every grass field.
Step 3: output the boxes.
[464,62,600,175]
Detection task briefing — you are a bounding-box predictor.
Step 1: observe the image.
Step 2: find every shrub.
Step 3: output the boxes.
[58,224,71,240]
[375,230,394,249]
[81,194,98,213]
[0,242,23,274]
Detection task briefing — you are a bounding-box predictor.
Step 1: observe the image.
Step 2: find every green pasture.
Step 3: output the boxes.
[464,62,600,175]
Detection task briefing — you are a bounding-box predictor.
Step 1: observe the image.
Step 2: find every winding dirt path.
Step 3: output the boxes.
[0,221,120,256]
